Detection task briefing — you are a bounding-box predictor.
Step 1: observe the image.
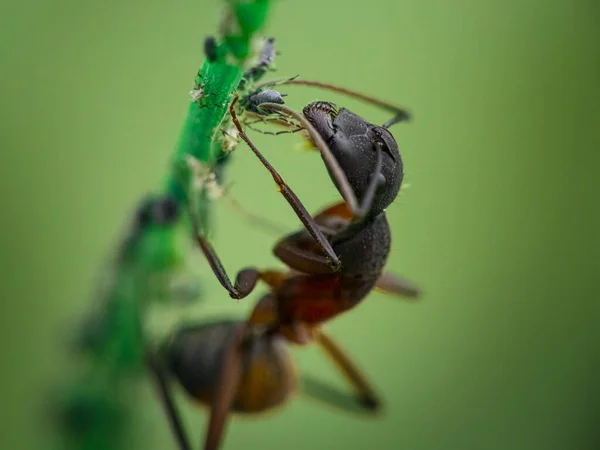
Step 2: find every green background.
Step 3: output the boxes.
[2,1,599,449]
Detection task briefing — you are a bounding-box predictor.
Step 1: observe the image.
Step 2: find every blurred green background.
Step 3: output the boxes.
[2,0,599,449]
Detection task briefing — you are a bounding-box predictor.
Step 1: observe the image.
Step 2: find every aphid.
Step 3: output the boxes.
[242,37,277,84]
[204,36,218,63]
[74,194,181,356]
[241,88,286,114]
[135,195,180,229]
[258,37,276,67]
[123,194,180,259]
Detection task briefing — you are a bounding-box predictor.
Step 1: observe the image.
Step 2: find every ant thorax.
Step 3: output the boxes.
[332,213,392,278]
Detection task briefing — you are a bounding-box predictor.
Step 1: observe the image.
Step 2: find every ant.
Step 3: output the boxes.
[146,36,420,449]
[146,82,420,449]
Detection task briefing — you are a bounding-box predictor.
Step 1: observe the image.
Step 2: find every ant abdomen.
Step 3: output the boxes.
[166,320,298,413]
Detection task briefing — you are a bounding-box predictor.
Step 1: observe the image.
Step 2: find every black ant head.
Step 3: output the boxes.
[303,102,403,217]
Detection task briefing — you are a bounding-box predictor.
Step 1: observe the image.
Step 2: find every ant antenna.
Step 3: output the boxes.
[255,78,411,128]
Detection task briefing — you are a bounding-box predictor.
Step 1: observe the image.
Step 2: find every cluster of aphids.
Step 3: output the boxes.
[151,37,422,450]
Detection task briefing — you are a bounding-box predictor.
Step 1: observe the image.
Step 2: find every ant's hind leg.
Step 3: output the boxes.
[315,329,381,412]
[146,351,192,450]
[375,271,421,300]
[204,323,247,450]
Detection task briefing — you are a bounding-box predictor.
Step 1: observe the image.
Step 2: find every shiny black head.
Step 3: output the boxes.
[303,102,403,217]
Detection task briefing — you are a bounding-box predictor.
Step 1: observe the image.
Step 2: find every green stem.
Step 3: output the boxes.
[166,63,243,203]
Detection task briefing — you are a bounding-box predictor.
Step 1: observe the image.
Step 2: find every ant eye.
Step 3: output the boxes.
[371,127,385,142]
[371,127,396,161]
[371,128,387,148]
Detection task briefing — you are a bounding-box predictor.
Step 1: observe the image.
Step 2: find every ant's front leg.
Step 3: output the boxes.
[184,162,260,300]
[189,200,260,300]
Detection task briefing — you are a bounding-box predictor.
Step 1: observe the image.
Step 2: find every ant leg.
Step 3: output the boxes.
[204,323,247,450]
[375,271,421,300]
[188,190,261,300]
[146,351,192,450]
[315,329,381,411]
[254,78,411,127]
[194,238,260,300]
[229,96,341,270]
